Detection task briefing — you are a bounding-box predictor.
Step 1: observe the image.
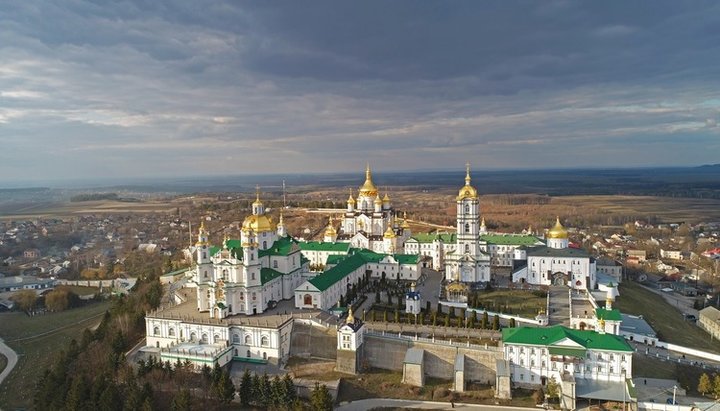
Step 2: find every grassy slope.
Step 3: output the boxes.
[0,301,111,409]
[614,281,720,353]
[0,353,6,376]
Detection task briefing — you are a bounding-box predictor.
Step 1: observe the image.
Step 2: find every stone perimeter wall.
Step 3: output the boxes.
[363,335,502,384]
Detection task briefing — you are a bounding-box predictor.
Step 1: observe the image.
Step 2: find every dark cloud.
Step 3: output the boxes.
[0,1,719,183]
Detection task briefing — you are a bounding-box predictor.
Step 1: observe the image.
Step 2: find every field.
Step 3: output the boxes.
[614,281,720,353]
[0,301,111,409]
[0,199,180,220]
[55,284,101,296]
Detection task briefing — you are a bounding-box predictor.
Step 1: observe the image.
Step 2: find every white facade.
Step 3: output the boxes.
[444,165,491,283]
[145,315,293,368]
[512,218,597,291]
[190,196,309,318]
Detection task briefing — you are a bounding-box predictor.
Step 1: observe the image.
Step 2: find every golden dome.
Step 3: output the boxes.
[383,226,397,238]
[358,163,378,197]
[456,163,479,201]
[374,194,382,205]
[547,217,568,239]
[324,217,337,236]
[382,192,390,204]
[241,214,274,233]
[347,189,356,204]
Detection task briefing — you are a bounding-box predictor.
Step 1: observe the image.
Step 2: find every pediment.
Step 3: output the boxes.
[551,337,584,349]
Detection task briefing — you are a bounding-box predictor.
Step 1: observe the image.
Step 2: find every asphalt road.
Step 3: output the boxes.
[0,338,18,386]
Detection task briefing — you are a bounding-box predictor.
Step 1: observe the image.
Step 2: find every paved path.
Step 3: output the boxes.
[336,398,535,411]
[0,338,18,386]
[548,286,570,325]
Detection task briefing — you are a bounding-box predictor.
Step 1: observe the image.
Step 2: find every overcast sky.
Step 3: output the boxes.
[1,1,719,183]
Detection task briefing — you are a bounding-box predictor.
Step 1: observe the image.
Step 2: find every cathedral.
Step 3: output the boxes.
[338,164,410,253]
[192,192,308,318]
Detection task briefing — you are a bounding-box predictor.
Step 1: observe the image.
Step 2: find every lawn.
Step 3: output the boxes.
[56,284,102,296]
[0,301,111,409]
[0,353,6,375]
[470,289,546,317]
[614,281,720,353]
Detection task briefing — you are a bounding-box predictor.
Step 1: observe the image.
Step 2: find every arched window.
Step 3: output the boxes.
[234,349,238,356]
[153,326,160,336]
[263,241,267,249]
[465,244,470,254]
[190,332,197,341]
[273,260,278,269]
[168,328,175,336]
[213,334,220,343]
[261,336,269,347]
[232,334,240,343]
[304,294,312,305]
[464,223,470,233]
[464,204,469,213]
[222,269,228,280]
[244,335,252,345]
[201,333,208,344]
[252,292,256,300]
[263,352,267,360]
[246,350,251,357]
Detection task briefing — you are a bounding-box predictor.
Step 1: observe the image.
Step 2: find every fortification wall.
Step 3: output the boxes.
[364,335,502,383]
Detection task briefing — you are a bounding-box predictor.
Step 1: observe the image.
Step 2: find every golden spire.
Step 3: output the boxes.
[382,191,390,204]
[457,163,478,200]
[278,211,284,225]
[346,305,355,324]
[374,193,382,205]
[252,184,263,207]
[481,217,486,226]
[401,211,410,229]
[359,163,378,197]
[347,188,356,204]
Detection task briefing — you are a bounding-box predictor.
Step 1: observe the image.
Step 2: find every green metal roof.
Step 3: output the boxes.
[260,267,283,285]
[298,241,351,252]
[595,308,623,321]
[325,254,347,265]
[309,253,367,291]
[548,347,586,358]
[259,236,299,257]
[502,325,633,352]
[480,234,542,246]
[393,254,420,264]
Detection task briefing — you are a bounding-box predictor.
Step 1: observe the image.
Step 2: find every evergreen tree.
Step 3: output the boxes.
[259,373,271,405]
[394,310,400,323]
[546,377,560,402]
[64,375,90,411]
[481,312,489,329]
[699,373,712,396]
[283,374,297,403]
[251,374,262,403]
[383,311,388,323]
[98,384,122,411]
[212,369,235,404]
[171,389,192,411]
[492,314,500,330]
[310,382,333,411]
[271,375,284,406]
[239,370,253,406]
[509,318,517,328]
[444,314,450,327]
[140,398,155,411]
[375,290,381,303]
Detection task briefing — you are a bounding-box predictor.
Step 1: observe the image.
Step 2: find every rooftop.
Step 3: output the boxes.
[502,325,633,352]
[527,246,591,259]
